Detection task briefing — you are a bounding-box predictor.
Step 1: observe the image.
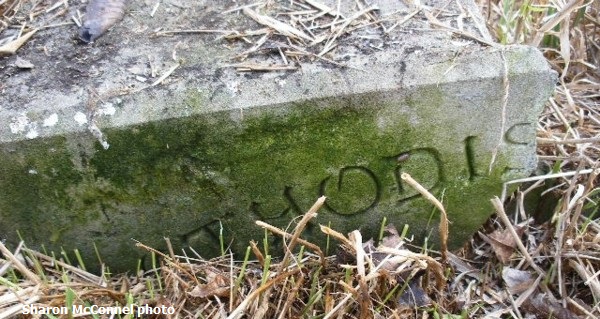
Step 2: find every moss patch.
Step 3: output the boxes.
[0,86,529,271]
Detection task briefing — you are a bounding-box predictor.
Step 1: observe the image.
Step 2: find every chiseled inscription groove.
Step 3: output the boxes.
[180,219,221,248]
[464,136,479,181]
[249,186,304,220]
[319,166,381,216]
[392,148,444,203]
[180,148,448,248]
[504,123,533,145]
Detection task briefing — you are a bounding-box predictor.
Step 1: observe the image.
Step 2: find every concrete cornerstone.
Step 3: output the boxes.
[0,0,556,271]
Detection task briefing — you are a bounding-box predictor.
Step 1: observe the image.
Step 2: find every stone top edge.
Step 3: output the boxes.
[2,0,495,107]
[0,45,556,145]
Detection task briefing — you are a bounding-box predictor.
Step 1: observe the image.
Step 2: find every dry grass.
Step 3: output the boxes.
[1,0,600,318]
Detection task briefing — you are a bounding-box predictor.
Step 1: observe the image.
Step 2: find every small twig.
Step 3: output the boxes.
[228,63,298,72]
[38,21,74,30]
[504,168,597,185]
[320,225,353,249]
[0,29,37,56]
[255,221,325,263]
[401,173,449,265]
[278,196,326,271]
[150,0,160,17]
[243,7,314,42]
[491,197,545,276]
[24,248,104,285]
[235,32,271,60]
[537,136,600,144]
[531,0,585,46]
[0,295,41,319]
[385,9,420,34]
[226,268,301,319]
[423,9,497,47]
[222,2,263,15]
[0,243,42,285]
[151,63,180,86]
[276,273,305,319]
[323,293,353,319]
[133,240,201,286]
[304,0,343,17]
[319,6,377,56]
[349,230,371,319]
[155,29,237,36]
[569,258,600,299]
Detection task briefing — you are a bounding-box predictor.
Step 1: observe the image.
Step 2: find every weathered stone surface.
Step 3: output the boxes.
[0,0,556,271]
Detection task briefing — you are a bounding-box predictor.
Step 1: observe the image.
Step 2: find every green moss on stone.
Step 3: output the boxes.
[0,84,531,271]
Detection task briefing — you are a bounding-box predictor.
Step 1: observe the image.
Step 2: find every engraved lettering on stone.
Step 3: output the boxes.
[320,166,380,215]
[182,149,444,252]
[250,186,303,220]
[180,219,222,248]
[392,148,444,203]
[504,123,533,145]
[464,136,480,181]
[283,186,304,216]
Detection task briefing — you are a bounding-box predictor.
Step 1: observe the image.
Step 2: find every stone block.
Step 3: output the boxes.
[0,0,556,271]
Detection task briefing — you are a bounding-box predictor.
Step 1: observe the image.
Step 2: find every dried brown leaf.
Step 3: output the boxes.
[188,269,230,299]
[479,225,525,264]
[397,277,432,308]
[522,294,580,319]
[478,231,513,264]
[501,267,534,295]
[381,224,403,248]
